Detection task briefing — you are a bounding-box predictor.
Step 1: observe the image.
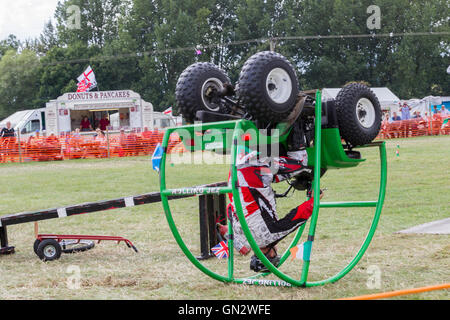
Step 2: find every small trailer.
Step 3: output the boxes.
[0,182,227,261]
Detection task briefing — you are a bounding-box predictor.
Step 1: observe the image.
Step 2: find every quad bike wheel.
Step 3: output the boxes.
[335,83,382,146]
[176,62,231,123]
[237,51,299,125]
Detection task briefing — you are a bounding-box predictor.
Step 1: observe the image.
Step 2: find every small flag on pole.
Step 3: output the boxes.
[211,241,229,259]
[151,143,163,172]
[76,66,97,92]
[163,107,173,116]
[289,243,305,261]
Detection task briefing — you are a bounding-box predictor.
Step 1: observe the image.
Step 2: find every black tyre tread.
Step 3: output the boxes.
[237,51,299,124]
[33,239,41,255]
[335,83,382,146]
[176,62,230,123]
[37,239,62,261]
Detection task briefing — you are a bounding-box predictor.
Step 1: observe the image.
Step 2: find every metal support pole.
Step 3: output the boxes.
[17,130,23,163]
[0,226,15,254]
[106,128,111,158]
[197,195,213,260]
[197,194,227,260]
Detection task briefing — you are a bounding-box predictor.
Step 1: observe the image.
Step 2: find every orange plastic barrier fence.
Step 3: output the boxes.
[338,282,450,300]
[1,117,449,164]
[376,116,450,140]
[0,130,186,163]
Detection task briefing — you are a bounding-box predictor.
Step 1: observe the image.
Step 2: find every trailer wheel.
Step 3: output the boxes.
[36,239,62,261]
[335,83,382,146]
[60,239,95,254]
[237,51,299,125]
[176,62,231,123]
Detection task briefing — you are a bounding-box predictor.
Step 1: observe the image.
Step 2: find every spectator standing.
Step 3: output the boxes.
[390,112,402,138]
[391,112,401,121]
[1,121,16,162]
[400,103,411,138]
[431,110,443,135]
[400,103,411,120]
[1,121,15,138]
[440,105,450,118]
[410,112,421,136]
[99,116,110,131]
[94,128,108,158]
[381,114,391,139]
[80,116,93,132]
[423,112,433,136]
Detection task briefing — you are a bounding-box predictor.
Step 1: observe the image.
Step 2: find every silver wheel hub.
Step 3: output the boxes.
[266,68,292,104]
[356,98,376,128]
[201,78,224,112]
[44,245,56,257]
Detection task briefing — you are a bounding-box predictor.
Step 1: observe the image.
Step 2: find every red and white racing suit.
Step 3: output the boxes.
[227,148,315,254]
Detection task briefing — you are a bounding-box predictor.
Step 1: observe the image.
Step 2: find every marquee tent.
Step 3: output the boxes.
[322,87,400,111]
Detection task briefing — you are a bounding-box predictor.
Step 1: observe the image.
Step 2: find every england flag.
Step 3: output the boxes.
[163,107,173,116]
[77,66,97,92]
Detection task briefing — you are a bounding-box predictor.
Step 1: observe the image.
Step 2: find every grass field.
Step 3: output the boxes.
[0,135,448,300]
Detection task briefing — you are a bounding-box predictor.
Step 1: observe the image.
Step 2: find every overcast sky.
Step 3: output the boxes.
[0,0,59,41]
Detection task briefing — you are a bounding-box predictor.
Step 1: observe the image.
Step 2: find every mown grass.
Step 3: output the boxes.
[0,135,448,300]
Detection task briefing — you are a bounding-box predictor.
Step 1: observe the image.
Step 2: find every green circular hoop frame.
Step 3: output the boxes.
[159,90,387,287]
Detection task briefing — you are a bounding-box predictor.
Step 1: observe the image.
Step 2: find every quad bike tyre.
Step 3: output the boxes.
[176,62,231,123]
[335,83,382,146]
[237,51,299,125]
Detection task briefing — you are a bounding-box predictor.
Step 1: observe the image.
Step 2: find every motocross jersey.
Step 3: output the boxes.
[227,148,315,253]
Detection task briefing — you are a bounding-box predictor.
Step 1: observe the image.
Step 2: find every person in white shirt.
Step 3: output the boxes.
[440,105,450,118]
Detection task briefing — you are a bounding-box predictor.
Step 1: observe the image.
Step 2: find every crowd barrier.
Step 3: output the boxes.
[376,116,450,140]
[1,117,449,163]
[0,130,186,163]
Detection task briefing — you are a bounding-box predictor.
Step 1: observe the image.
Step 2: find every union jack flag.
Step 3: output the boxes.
[211,241,229,259]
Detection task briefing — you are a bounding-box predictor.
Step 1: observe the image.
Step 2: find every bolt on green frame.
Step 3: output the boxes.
[159,90,387,287]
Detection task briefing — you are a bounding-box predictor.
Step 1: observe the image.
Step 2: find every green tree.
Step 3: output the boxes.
[54,0,125,47]
[36,43,101,106]
[0,50,40,119]
[0,35,20,59]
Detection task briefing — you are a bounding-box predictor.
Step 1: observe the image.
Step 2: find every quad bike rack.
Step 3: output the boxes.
[159,90,387,287]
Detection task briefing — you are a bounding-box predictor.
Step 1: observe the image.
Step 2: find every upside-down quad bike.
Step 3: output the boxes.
[159,51,387,287]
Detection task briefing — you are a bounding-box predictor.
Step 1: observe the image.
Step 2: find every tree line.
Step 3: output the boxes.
[0,0,448,119]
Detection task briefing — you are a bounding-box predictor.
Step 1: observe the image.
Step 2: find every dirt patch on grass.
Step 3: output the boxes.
[81,275,138,288]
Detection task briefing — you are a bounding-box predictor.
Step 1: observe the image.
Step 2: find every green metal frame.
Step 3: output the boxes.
[159,90,387,287]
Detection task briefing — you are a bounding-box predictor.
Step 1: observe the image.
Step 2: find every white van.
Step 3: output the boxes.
[0,108,46,137]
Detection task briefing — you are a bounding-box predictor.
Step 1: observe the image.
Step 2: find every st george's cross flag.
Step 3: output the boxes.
[163,107,173,116]
[76,66,97,92]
